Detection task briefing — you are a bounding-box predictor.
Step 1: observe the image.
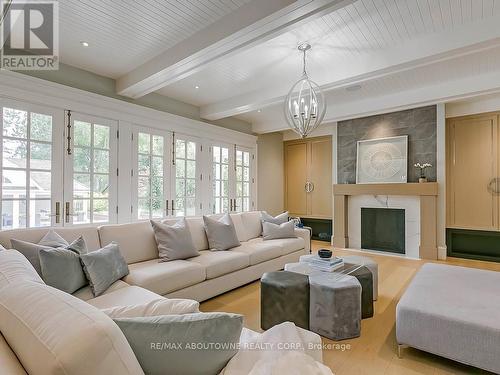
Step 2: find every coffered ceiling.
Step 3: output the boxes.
[58,0,500,133]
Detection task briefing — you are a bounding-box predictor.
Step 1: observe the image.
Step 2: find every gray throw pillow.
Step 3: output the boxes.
[261,211,289,225]
[80,242,129,297]
[203,214,240,251]
[10,239,54,276]
[262,220,297,240]
[114,312,243,375]
[38,229,69,247]
[39,237,88,294]
[151,219,198,262]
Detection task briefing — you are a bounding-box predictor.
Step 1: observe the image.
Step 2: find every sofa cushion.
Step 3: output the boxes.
[0,281,144,375]
[230,213,250,242]
[232,241,282,265]
[250,237,305,256]
[0,332,27,375]
[99,222,158,264]
[0,226,101,251]
[124,260,206,295]
[241,211,262,239]
[100,298,200,318]
[86,286,164,310]
[73,280,130,302]
[0,250,44,289]
[187,250,250,279]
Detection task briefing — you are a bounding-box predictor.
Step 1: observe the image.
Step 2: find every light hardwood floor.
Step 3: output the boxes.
[201,241,500,374]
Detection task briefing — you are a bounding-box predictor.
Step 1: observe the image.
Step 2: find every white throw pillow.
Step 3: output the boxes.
[262,220,296,240]
[261,211,289,225]
[101,298,200,318]
[203,214,241,251]
[151,219,198,261]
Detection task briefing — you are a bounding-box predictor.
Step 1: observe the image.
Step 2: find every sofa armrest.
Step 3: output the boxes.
[295,228,311,253]
[0,332,27,375]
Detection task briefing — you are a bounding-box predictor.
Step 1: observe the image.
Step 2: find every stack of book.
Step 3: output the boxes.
[303,255,344,272]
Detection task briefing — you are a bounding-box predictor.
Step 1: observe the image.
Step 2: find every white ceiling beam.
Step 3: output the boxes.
[116,0,355,98]
[251,69,500,133]
[201,15,500,120]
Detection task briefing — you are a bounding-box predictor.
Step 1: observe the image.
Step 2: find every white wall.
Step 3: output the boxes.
[446,92,500,118]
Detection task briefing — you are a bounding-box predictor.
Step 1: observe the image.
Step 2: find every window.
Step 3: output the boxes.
[66,114,117,225]
[212,145,230,214]
[235,148,251,212]
[0,102,62,229]
[174,137,198,217]
[136,131,166,219]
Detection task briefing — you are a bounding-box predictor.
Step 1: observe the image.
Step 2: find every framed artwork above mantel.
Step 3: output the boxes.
[356,135,408,184]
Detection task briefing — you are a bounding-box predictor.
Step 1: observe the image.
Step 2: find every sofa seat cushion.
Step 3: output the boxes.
[87,286,164,310]
[73,280,130,302]
[0,332,27,375]
[0,281,144,375]
[232,241,282,265]
[187,250,250,279]
[124,260,206,295]
[247,237,305,256]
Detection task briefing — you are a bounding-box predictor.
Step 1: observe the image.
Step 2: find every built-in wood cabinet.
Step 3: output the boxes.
[446,113,499,231]
[284,136,332,219]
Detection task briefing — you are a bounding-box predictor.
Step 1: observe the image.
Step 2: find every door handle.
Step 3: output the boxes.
[55,201,60,224]
[166,200,169,216]
[171,199,175,216]
[65,202,78,223]
[229,198,233,212]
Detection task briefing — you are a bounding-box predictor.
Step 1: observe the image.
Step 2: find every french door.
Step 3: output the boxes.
[209,143,255,214]
[64,113,118,225]
[0,99,64,229]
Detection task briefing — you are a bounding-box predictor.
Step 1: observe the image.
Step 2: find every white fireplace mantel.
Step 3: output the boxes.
[333,183,439,260]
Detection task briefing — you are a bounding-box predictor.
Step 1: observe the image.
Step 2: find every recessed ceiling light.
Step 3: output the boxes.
[345,84,362,92]
[80,41,89,47]
[195,85,200,89]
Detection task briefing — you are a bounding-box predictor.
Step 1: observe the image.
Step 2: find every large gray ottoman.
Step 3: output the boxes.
[261,271,309,330]
[396,263,500,374]
[309,273,362,341]
[342,255,378,300]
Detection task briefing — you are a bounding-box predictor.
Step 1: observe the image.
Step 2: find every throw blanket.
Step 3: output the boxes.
[221,322,333,375]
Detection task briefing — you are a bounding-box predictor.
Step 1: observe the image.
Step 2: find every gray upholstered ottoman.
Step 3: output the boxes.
[260,271,309,330]
[347,264,374,319]
[342,255,378,300]
[309,273,362,341]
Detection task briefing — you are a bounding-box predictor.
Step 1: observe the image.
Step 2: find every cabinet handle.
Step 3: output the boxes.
[310,182,315,192]
[488,178,500,194]
[305,182,313,193]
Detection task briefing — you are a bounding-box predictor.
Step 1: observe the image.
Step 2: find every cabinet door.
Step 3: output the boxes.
[447,115,498,230]
[285,142,308,216]
[310,137,332,218]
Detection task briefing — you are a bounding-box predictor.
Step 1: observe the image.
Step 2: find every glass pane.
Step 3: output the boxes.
[30,172,51,199]
[176,140,185,159]
[151,199,163,218]
[3,139,27,168]
[176,179,185,198]
[73,174,91,198]
[138,133,150,154]
[186,179,195,197]
[94,149,109,173]
[213,146,220,163]
[236,166,242,181]
[176,159,185,178]
[2,170,26,198]
[30,113,52,142]
[221,148,229,163]
[73,200,90,224]
[151,156,163,176]
[236,150,242,165]
[74,121,91,147]
[243,198,250,211]
[175,198,185,217]
[187,141,196,159]
[214,164,220,180]
[243,167,249,181]
[186,160,196,179]
[222,164,229,180]
[138,154,150,176]
[73,147,90,172]
[138,177,150,198]
[222,180,228,196]
[1,199,26,229]
[30,142,51,170]
[94,125,110,149]
[222,198,229,212]
[3,107,27,138]
[93,199,109,223]
[215,180,220,196]
[214,198,220,214]
[186,198,195,216]
[243,182,249,196]
[30,199,51,227]
[152,135,163,155]
[138,198,150,220]
[236,182,242,196]
[236,198,242,211]
[243,152,250,166]
[151,177,163,198]
[93,174,109,198]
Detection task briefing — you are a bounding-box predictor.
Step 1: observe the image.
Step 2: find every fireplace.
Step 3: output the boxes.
[361,208,405,254]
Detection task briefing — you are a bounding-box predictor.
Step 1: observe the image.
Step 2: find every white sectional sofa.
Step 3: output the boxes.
[0,211,310,303]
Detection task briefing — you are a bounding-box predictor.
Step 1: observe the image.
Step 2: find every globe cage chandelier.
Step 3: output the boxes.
[284,43,326,138]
